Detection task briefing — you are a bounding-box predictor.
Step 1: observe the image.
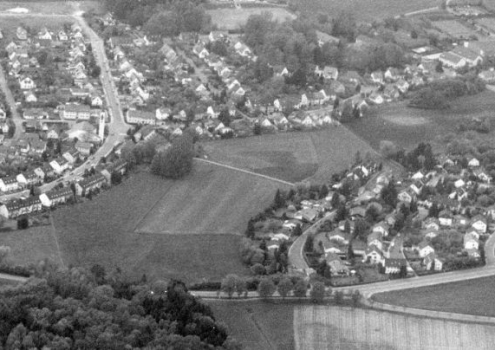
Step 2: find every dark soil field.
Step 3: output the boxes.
[373,276,495,317]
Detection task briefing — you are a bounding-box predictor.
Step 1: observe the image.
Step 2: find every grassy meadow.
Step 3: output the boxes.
[203,127,376,184]
[348,90,495,152]
[45,162,285,283]
[295,305,495,350]
[373,276,495,317]
[295,0,438,22]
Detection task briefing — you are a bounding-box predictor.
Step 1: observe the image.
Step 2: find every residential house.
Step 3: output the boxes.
[423,252,443,271]
[438,210,453,227]
[451,46,483,67]
[384,67,402,82]
[62,104,91,120]
[16,171,40,187]
[397,189,414,203]
[464,232,479,250]
[367,231,383,251]
[439,52,466,69]
[384,258,407,274]
[473,168,491,183]
[75,141,93,156]
[471,215,487,233]
[49,157,70,175]
[0,176,19,192]
[424,217,440,231]
[315,66,338,80]
[19,76,35,90]
[325,253,350,275]
[16,27,27,41]
[40,187,74,207]
[468,156,480,168]
[417,241,435,258]
[372,222,389,237]
[75,174,106,196]
[478,69,495,83]
[58,31,68,41]
[363,245,384,264]
[126,109,156,125]
[62,149,80,164]
[370,71,384,84]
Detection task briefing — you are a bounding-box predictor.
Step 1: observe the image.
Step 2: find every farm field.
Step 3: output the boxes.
[206,7,296,30]
[203,127,375,183]
[0,1,74,14]
[348,90,495,151]
[295,305,495,350]
[208,300,295,350]
[295,0,436,23]
[48,163,283,283]
[136,160,287,234]
[373,276,495,317]
[0,225,62,267]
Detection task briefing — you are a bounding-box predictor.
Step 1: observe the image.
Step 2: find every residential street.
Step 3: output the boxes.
[0,63,22,139]
[0,8,130,200]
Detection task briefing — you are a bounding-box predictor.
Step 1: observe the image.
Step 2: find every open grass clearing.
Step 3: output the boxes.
[0,225,61,267]
[348,90,495,151]
[295,305,495,350]
[296,0,437,23]
[373,276,495,317]
[207,7,296,30]
[208,300,294,350]
[136,161,286,234]
[203,128,376,184]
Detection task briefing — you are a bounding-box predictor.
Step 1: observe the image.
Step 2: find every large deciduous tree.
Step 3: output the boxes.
[151,134,195,179]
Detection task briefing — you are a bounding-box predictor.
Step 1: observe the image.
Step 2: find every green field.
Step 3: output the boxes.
[208,300,295,350]
[295,305,495,350]
[45,163,286,283]
[295,0,438,22]
[0,225,62,267]
[373,276,495,317]
[0,15,74,35]
[203,128,376,183]
[136,161,286,234]
[348,90,495,151]
[207,7,296,30]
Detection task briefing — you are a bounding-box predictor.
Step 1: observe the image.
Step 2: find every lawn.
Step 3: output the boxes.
[295,0,437,23]
[203,127,376,183]
[206,7,296,30]
[373,276,495,317]
[136,161,286,234]
[208,300,295,350]
[0,225,62,267]
[295,305,495,350]
[47,163,285,283]
[348,90,495,152]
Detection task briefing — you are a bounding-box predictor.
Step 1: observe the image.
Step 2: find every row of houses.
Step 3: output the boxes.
[0,159,128,219]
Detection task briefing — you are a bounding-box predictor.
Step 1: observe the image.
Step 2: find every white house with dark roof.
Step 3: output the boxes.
[75,174,106,196]
[40,187,73,207]
[0,176,19,192]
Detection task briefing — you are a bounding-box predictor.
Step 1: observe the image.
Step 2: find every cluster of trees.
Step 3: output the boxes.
[151,134,195,179]
[0,263,240,349]
[409,77,486,110]
[143,1,212,37]
[239,237,289,275]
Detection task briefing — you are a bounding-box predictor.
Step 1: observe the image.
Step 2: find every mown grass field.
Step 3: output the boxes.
[208,300,295,350]
[296,0,437,22]
[295,305,495,350]
[0,225,62,267]
[136,161,286,234]
[373,276,495,317]
[206,7,296,30]
[203,127,376,184]
[348,90,495,151]
[47,162,287,283]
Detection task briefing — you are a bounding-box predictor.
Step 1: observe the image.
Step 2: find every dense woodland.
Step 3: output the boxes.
[0,262,240,350]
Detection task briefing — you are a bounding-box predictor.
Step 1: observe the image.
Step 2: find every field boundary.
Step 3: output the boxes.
[195,158,295,186]
[362,298,495,325]
[49,215,66,268]
[132,183,175,233]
